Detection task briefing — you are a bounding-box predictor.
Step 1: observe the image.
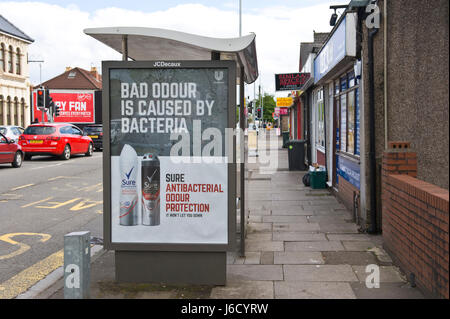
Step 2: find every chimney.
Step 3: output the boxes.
[90,66,100,81]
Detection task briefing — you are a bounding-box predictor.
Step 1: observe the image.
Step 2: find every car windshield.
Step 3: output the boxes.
[84,126,102,133]
[23,126,56,135]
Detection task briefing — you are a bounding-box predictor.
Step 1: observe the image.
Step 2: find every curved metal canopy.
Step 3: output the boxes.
[83,27,258,84]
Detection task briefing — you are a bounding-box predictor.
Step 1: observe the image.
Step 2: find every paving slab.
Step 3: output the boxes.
[284,265,359,282]
[248,209,271,216]
[274,252,324,265]
[244,252,261,265]
[319,222,359,233]
[342,241,378,251]
[272,232,327,242]
[246,233,273,241]
[273,223,320,232]
[263,215,308,223]
[326,234,373,241]
[247,222,272,233]
[210,281,274,299]
[271,209,314,216]
[275,282,356,299]
[227,265,283,281]
[322,252,379,265]
[285,241,345,252]
[260,252,274,265]
[246,240,284,252]
[350,282,424,299]
[352,266,406,283]
[307,215,352,223]
[248,200,272,211]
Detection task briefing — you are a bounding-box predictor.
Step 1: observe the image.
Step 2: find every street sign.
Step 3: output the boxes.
[275,73,310,91]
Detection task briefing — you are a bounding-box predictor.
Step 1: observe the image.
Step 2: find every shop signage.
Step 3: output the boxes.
[337,155,360,189]
[32,90,95,123]
[275,73,310,91]
[275,107,289,115]
[276,97,293,107]
[103,60,236,250]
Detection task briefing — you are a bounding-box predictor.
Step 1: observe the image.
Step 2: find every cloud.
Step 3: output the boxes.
[0,1,332,97]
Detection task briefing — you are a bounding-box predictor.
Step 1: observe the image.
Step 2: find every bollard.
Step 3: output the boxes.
[64,231,91,299]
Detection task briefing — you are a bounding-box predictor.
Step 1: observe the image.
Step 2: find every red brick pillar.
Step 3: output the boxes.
[381,141,417,255]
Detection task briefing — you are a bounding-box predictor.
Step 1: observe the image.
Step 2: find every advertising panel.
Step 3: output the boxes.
[32,90,95,123]
[337,155,360,189]
[276,97,293,107]
[103,61,236,249]
[275,73,310,91]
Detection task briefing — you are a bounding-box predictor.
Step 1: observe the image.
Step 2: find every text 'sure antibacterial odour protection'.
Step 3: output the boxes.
[119,144,139,226]
[142,154,160,226]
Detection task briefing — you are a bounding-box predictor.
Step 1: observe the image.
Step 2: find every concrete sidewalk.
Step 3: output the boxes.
[35,135,424,299]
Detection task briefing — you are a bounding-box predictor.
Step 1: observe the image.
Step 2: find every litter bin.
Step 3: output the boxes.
[287,140,307,171]
[309,166,327,189]
[282,131,290,148]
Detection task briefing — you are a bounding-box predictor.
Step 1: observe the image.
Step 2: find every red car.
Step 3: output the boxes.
[19,123,94,160]
[0,132,23,168]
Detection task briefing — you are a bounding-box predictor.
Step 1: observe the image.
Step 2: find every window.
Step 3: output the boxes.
[23,126,56,135]
[15,48,21,75]
[60,126,72,134]
[71,126,82,135]
[315,88,325,149]
[0,96,3,125]
[8,46,13,73]
[0,44,4,71]
[335,71,359,156]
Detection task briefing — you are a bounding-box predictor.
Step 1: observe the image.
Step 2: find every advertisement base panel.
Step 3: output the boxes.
[115,251,226,285]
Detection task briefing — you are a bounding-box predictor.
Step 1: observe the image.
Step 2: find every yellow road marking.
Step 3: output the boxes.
[79,183,102,192]
[10,184,34,191]
[36,198,81,209]
[21,197,54,208]
[70,199,102,211]
[0,233,51,261]
[0,249,63,299]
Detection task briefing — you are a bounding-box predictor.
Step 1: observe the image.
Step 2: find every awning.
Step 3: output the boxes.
[83,27,258,84]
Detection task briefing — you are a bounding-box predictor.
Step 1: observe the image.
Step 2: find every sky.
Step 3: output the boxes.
[0,0,343,99]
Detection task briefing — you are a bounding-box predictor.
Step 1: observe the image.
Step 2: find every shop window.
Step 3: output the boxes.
[8,46,13,73]
[0,44,5,71]
[316,88,325,149]
[335,71,360,157]
[16,48,21,75]
[347,90,355,154]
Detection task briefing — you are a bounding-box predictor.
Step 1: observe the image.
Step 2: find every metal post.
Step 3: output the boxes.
[64,231,91,299]
[239,67,245,257]
[239,0,242,37]
[122,35,128,61]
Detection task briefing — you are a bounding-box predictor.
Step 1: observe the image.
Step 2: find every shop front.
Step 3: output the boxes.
[313,11,362,216]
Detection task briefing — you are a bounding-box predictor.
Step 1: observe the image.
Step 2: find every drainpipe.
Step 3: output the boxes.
[384,0,388,149]
[368,27,379,234]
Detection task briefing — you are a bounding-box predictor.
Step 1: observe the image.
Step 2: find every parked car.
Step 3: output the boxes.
[83,124,103,150]
[0,132,23,167]
[19,123,93,160]
[0,125,24,141]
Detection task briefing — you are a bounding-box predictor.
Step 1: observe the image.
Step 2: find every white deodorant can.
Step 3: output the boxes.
[119,144,139,226]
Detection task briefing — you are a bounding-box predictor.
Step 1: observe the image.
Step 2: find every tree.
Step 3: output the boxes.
[254,93,276,123]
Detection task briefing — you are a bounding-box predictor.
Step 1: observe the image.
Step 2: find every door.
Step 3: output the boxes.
[70,126,84,153]
[0,133,14,163]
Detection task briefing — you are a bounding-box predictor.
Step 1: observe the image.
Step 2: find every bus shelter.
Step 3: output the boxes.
[84,27,258,284]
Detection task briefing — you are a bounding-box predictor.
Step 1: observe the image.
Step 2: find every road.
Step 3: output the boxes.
[0,151,103,299]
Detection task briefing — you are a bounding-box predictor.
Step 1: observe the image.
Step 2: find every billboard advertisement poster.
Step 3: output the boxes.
[32,90,95,123]
[103,61,236,249]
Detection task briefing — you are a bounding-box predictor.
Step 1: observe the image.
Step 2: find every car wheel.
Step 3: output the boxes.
[12,151,23,168]
[61,144,71,160]
[85,143,93,157]
[24,154,32,161]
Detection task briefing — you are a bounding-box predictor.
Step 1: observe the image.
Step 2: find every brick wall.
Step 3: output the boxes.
[382,142,449,299]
